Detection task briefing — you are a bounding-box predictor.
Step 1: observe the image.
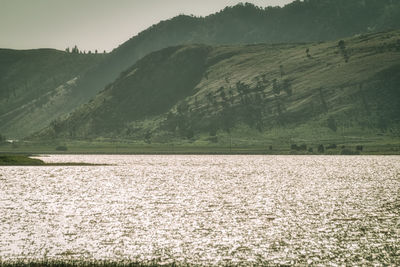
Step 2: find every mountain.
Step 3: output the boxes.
[0,49,106,138]
[70,0,400,115]
[37,30,400,148]
[2,0,400,139]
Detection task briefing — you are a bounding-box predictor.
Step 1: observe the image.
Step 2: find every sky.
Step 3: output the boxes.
[0,0,295,52]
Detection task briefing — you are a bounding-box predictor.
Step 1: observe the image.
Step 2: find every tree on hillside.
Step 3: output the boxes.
[72,45,79,54]
[206,92,215,107]
[144,130,152,144]
[50,119,63,136]
[280,65,285,77]
[272,79,281,95]
[218,87,227,103]
[338,40,346,50]
[282,79,292,96]
[338,40,349,62]
[318,87,328,112]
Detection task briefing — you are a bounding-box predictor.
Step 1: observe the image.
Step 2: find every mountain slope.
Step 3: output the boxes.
[3,0,400,139]
[31,1,400,134]
[39,30,400,146]
[0,49,106,138]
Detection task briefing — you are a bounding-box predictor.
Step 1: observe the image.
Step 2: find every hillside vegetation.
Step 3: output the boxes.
[0,154,44,165]
[5,0,396,140]
[0,49,105,138]
[36,30,400,152]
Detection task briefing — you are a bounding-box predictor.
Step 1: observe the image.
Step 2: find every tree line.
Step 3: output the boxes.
[65,45,106,55]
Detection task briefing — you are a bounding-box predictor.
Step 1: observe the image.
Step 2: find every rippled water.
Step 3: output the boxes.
[0,155,399,265]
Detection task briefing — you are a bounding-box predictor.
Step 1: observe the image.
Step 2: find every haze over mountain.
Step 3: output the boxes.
[0,49,105,138]
[1,0,400,141]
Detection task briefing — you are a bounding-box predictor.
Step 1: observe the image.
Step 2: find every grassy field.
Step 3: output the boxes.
[0,154,45,165]
[3,120,400,155]
[1,132,399,155]
[0,154,107,166]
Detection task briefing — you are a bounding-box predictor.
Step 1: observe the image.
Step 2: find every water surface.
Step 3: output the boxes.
[0,155,399,265]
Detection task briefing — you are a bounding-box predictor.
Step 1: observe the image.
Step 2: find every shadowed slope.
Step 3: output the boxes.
[0,49,105,138]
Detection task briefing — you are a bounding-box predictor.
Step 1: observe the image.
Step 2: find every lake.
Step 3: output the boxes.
[0,155,399,265]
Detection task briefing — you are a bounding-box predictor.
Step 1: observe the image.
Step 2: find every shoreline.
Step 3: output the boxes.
[0,154,106,166]
[1,152,399,166]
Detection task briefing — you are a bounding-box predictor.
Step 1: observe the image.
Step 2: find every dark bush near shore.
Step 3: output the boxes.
[56,145,68,151]
[290,144,307,151]
[326,144,337,149]
[318,144,325,153]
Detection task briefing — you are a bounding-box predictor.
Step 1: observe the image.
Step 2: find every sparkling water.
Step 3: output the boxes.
[0,155,399,265]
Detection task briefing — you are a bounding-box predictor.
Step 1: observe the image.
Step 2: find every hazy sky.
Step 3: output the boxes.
[0,0,294,52]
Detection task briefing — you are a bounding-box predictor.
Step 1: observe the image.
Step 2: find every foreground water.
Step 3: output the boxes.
[0,155,399,265]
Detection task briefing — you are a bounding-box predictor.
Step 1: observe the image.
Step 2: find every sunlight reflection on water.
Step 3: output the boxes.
[0,155,399,265]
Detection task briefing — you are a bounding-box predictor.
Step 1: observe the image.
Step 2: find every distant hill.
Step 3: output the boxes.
[2,0,400,139]
[0,49,105,138]
[74,0,400,111]
[37,30,400,148]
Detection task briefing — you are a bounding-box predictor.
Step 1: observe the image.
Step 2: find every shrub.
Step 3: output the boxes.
[55,145,68,151]
[185,128,194,139]
[207,136,218,143]
[144,131,152,144]
[291,144,307,152]
[291,144,299,151]
[209,127,217,137]
[272,79,281,95]
[338,40,345,50]
[326,144,337,149]
[337,40,349,62]
[299,144,307,151]
[318,144,325,153]
[282,79,292,96]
